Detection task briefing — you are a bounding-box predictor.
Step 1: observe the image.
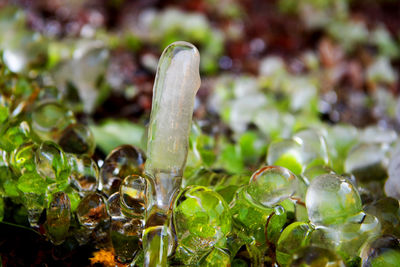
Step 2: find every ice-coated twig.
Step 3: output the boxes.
[143,41,200,267]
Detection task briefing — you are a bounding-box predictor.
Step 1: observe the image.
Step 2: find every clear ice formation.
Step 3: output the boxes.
[143,41,200,266]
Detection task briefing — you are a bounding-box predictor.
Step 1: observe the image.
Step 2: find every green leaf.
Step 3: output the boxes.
[0,166,14,182]
[219,144,244,174]
[0,106,8,123]
[239,131,266,165]
[90,119,145,154]
[274,153,303,176]
[195,134,216,167]
[3,179,20,197]
[17,172,47,194]
[65,187,81,212]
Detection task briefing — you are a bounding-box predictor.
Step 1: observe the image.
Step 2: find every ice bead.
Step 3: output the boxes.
[364,197,400,237]
[10,141,37,174]
[111,216,142,262]
[58,123,95,155]
[31,100,74,140]
[289,246,345,267]
[119,175,147,219]
[35,141,70,181]
[310,214,381,260]
[276,222,313,266]
[198,247,230,267]
[335,214,381,259]
[0,95,9,123]
[100,145,146,196]
[52,46,109,113]
[325,124,358,173]
[306,174,362,225]
[173,186,231,253]
[107,192,143,262]
[230,186,288,247]
[267,139,303,176]
[360,235,400,267]
[0,120,30,152]
[45,191,71,245]
[107,192,121,217]
[229,93,268,134]
[76,193,109,229]
[247,165,297,207]
[344,143,388,182]
[184,167,248,203]
[22,192,45,227]
[292,128,329,168]
[302,165,335,186]
[68,154,99,194]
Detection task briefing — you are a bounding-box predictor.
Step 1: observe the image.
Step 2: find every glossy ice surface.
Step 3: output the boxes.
[247,165,297,207]
[173,186,231,253]
[143,41,201,267]
[306,174,362,225]
[145,41,201,178]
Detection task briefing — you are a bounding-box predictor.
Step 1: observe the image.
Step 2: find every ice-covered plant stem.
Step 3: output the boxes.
[143,41,200,267]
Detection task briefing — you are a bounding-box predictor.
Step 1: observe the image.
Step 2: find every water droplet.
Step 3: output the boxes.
[58,123,95,155]
[100,145,146,196]
[120,175,147,219]
[306,174,362,225]
[247,165,297,207]
[45,191,71,245]
[76,193,109,229]
[68,154,99,194]
[173,186,231,254]
[35,141,70,181]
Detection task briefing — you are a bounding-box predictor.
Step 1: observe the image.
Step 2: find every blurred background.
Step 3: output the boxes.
[0,0,399,127]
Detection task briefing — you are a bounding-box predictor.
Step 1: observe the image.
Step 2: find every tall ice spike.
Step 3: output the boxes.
[143,41,200,266]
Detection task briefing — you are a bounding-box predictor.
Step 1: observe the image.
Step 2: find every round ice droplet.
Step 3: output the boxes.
[100,145,146,196]
[293,128,329,168]
[76,193,109,229]
[58,123,95,155]
[173,186,231,253]
[120,175,147,219]
[335,213,381,259]
[0,120,31,152]
[267,139,304,176]
[289,246,345,267]
[360,235,400,267]
[306,174,362,225]
[276,222,313,266]
[31,100,74,140]
[45,191,71,245]
[345,143,388,182]
[364,197,400,236]
[302,165,334,186]
[10,141,38,174]
[107,192,143,262]
[247,165,297,207]
[198,247,230,267]
[111,216,143,263]
[107,192,122,217]
[68,154,99,194]
[22,192,45,227]
[35,141,70,181]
